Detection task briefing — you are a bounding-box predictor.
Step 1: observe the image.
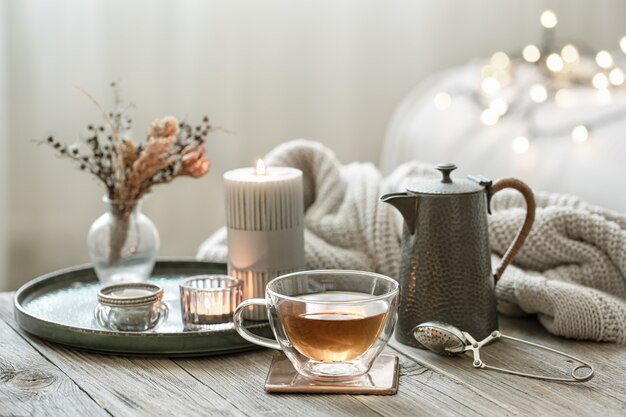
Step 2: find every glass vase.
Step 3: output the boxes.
[87,197,159,285]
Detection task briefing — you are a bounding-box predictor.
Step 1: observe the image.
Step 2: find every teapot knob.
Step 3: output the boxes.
[435,163,458,183]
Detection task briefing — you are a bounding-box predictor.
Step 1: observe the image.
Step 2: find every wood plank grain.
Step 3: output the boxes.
[390,315,626,417]
[4,291,402,417]
[174,350,385,417]
[3,290,625,417]
[27,348,247,417]
[0,293,245,417]
[0,312,109,416]
[176,344,523,417]
[352,348,518,417]
[8,290,505,417]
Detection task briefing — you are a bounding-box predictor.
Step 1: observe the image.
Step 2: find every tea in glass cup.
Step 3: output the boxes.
[233,270,399,380]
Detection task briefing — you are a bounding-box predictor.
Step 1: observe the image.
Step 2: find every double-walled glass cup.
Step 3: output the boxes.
[234,270,399,380]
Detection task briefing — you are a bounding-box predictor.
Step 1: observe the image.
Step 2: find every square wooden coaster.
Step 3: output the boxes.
[264,352,399,395]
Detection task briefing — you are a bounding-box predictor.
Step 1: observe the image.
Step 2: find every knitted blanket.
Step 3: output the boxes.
[198,140,626,344]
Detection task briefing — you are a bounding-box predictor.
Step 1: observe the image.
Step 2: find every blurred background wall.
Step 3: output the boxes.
[1,0,625,290]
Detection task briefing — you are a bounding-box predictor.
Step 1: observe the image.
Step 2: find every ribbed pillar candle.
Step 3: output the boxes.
[224,160,305,320]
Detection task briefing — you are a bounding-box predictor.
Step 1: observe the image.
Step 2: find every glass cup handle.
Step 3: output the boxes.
[233,298,281,350]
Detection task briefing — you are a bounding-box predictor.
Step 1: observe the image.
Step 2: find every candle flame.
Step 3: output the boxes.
[255,159,266,175]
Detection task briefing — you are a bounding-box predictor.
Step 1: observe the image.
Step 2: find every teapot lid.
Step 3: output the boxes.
[406,163,486,195]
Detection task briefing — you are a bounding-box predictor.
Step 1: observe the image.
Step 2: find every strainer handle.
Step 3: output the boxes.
[468,331,595,383]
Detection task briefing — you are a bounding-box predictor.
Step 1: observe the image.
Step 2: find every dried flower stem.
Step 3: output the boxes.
[41,84,214,266]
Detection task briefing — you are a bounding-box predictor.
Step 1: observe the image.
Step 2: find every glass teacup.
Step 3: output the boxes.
[233,270,399,380]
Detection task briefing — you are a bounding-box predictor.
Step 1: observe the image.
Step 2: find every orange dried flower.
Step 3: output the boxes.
[40,84,216,265]
[180,145,211,178]
[42,86,214,202]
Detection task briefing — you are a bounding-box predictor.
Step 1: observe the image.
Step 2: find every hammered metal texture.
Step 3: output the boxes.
[395,192,498,347]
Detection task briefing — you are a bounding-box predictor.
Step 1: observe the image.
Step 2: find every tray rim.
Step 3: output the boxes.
[13,258,271,356]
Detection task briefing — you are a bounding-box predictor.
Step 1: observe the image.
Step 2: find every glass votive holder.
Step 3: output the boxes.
[94,282,169,332]
[179,275,243,329]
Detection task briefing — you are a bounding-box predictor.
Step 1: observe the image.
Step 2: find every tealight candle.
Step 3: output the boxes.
[224,159,305,320]
[179,275,242,328]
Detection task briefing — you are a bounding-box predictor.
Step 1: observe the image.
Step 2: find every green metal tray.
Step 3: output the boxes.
[14,259,272,356]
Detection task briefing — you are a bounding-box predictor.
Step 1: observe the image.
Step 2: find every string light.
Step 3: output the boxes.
[595,50,614,69]
[529,84,548,103]
[592,73,609,89]
[480,109,499,126]
[481,77,501,95]
[512,136,530,154]
[609,68,624,86]
[561,44,579,64]
[489,98,508,115]
[540,10,558,29]
[491,52,511,70]
[523,45,541,63]
[554,88,573,108]
[434,92,452,110]
[571,125,589,143]
[472,10,626,154]
[546,53,564,72]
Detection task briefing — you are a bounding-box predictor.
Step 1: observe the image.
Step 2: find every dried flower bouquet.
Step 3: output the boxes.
[42,83,213,265]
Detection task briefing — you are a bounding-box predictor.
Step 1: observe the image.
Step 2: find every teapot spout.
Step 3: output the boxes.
[380,192,417,235]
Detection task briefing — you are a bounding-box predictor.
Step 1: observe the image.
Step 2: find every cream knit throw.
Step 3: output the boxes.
[198,140,626,344]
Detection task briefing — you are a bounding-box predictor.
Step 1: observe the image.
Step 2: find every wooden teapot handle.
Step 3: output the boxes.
[490,178,536,282]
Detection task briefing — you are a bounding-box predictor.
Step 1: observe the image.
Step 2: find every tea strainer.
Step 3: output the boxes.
[413,321,594,383]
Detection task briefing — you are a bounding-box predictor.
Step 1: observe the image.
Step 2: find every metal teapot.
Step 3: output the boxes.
[381,163,536,347]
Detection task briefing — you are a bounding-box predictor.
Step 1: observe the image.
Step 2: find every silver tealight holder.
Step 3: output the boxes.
[94,282,169,332]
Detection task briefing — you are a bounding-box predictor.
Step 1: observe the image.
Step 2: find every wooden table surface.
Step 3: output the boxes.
[0,292,624,417]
